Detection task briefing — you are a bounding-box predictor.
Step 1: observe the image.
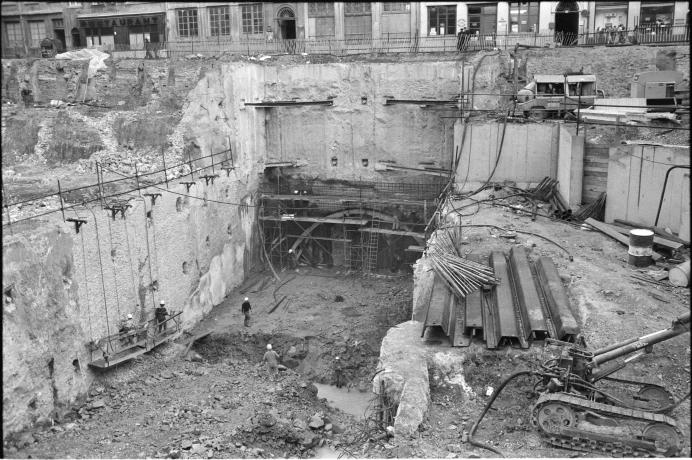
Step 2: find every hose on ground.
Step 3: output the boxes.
[468,370,538,457]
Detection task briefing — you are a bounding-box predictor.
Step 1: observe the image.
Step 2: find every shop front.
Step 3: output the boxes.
[77,13,165,51]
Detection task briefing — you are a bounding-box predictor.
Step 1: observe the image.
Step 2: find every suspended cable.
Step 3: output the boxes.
[106,214,122,320]
[79,227,94,341]
[85,203,113,351]
[150,207,161,296]
[123,215,139,314]
[138,197,157,310]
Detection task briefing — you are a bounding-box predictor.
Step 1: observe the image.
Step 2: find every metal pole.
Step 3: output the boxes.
[576,92,581,136]
[57,179,65,221]
[161,146,169,189]
[210,146,215,174]
[134,164,142,196]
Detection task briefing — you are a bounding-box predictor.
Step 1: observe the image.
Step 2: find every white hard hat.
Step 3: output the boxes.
[267,344,272,350]
[127,314,133,319]
[335,356,340,360]
[288,249,293,253]
[244,297,249,301]
[160,300,165,305]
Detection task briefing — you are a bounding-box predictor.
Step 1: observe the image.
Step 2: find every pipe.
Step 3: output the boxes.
[654,165,690,226]
[592,312,690,366]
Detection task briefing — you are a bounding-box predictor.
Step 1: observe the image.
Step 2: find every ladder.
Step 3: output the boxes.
[363,218,380,273]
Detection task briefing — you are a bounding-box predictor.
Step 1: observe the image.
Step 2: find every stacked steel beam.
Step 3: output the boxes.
[427,229,499,298]
[531,177,572,220]
[573,192,606,221]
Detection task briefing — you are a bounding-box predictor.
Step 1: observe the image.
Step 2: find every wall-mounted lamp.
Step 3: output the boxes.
[361,158,369,167]
[331,156,338,167]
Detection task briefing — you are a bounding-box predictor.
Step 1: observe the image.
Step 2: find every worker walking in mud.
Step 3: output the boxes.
[241,297,252,327]
[263,344,281,381]
[333,356,344,388]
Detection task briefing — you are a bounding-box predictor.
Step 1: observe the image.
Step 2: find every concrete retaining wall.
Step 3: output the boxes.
[605,144,690,239]
[261,62,466,179]
[454,121,559,190]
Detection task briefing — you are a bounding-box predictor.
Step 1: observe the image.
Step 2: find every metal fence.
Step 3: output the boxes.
[2,25,689,59]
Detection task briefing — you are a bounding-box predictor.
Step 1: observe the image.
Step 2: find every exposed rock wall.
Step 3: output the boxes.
[1,61,266,441]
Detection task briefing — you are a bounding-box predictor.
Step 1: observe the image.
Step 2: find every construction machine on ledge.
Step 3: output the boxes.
[470,312,690,457]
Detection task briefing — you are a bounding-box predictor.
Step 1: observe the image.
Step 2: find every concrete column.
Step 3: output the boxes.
[627,2,641,27]
[230,4,240,40]
[410,1,420,35]
[557,125,584,209]
[587,1,596,33]
[371,2,381,39]
[301,2,309,38]
[539,2,555,32]
[496,2,509,35]
[334,2,344,40]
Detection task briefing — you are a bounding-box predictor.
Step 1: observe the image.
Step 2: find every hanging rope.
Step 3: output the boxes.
[123,215,139,312]
[79,228,93,341]
[150,208,161,296]
[85,204,113,351]
[106,216,122,320]
[140,198,156,310]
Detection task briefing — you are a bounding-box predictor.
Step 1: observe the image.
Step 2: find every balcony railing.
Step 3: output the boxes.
[2,25,689,59]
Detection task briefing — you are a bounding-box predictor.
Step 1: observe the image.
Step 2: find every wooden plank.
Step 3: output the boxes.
[260,216,368,225]
[359,227,426,238]
[261,194,427,207]
[585,218,662,261]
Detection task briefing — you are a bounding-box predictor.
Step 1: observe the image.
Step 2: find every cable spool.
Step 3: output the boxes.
[628,229,654,267]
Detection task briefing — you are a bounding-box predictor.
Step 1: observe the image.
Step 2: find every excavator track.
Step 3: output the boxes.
[531,393,684,457]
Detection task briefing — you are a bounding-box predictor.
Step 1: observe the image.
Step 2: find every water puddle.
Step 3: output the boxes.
[312,382,374,419]
[313,445,341,458]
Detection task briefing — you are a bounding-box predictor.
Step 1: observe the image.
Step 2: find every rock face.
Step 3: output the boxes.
[373,320,430,438]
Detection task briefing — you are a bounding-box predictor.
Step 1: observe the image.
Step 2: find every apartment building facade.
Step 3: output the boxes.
[2,1,689,56]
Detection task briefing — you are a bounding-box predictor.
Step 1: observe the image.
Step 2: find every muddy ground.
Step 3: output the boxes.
[4,198,691,459]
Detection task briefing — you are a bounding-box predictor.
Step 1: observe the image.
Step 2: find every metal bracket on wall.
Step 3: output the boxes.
[66,217,87,233]
[201,174,219,186]
[104,203,131,220]
[144,193,162,206]
[221,166,235,177]
[181,182,196,192]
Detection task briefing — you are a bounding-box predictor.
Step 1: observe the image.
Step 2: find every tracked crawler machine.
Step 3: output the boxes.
[471,313,690,457]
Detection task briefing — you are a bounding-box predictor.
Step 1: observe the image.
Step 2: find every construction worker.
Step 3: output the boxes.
[334,356,344,388]
[263,344,281,380]
[241,297,252,327]
[120,313,135,345]
[288,248,298,270]
[155,300,168,333]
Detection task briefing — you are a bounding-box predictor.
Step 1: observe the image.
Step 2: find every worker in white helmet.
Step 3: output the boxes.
[241,297,252,327]
[263,343,281,380]
[120,313,136,345]
[288,248,298,270]
[155,300,168,334]
[333,356,344,388]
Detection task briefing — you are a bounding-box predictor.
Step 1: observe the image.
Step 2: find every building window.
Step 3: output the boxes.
[177,8,198,37]
[28,20,46,48]
[594,2,628,30]
[241,3,263,35]
[209,5,230,36]
[345,2,372,39]
[639,2,674,26]
[308,3,335,38]
[427,5,456,36]
[5,22,23,47]
[509,2,540,33]
[468,4,497,35]
[53,18,65,29]
[383,2,409,13]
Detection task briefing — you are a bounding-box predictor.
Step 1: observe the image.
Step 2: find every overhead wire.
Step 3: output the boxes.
[105,215,122,320]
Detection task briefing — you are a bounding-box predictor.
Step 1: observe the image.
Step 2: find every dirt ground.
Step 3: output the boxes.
[4,198,691,459]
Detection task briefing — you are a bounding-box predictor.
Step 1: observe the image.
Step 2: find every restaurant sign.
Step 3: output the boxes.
[79,15,160,29]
